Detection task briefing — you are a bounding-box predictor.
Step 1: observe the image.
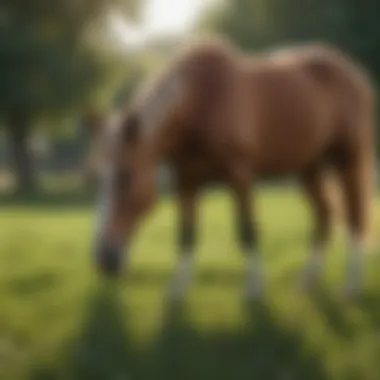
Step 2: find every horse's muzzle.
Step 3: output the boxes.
[95,241,124,277]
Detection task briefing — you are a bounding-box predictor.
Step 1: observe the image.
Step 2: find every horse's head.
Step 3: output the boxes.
[83,54,190,276]
[85,110,157,276]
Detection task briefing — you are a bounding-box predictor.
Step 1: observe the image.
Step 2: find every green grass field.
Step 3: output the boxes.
[1,186,380,380]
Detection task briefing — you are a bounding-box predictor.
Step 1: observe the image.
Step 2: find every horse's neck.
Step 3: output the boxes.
[138,66,186,137]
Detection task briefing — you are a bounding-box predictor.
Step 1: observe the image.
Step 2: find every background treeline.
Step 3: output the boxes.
[0,0,379,193]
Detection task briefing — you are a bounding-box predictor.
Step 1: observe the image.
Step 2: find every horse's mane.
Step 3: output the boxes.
[127,35,239,138]
[129,35,237,110]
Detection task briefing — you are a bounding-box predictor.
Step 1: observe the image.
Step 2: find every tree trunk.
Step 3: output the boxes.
[8,112,37,193]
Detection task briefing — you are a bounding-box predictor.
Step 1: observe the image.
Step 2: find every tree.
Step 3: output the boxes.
[0,0,143,192]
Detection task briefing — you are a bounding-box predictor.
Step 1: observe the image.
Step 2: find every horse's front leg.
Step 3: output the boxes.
[229,168,264,301]
[166,184,198,302]
[299,166,332,290]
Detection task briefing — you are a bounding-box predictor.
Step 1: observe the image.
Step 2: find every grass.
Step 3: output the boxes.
[1,186,380,380]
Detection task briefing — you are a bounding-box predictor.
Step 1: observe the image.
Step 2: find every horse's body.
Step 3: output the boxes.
[151,41,372,176]
[87,38,375,300]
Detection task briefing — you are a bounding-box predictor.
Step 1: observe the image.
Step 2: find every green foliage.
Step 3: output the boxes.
[0,0,145,190]
[0,0,143,120]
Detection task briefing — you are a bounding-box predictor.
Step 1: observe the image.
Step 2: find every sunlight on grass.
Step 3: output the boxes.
[0,186,380,380]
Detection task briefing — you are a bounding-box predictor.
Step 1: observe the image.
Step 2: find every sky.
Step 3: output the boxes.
[113,0,209,47]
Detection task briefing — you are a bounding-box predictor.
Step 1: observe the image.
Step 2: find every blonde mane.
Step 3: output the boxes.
[128,54,186,140]
[128,36,238,140]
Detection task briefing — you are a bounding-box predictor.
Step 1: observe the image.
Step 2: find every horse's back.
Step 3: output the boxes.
[242,59,329,172]
[239,43,375,173]
[287,43,375,157]
[146,39,375,175]
[268,43,374,126]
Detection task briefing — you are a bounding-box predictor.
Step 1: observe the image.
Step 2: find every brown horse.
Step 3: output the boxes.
[85,37,376,300]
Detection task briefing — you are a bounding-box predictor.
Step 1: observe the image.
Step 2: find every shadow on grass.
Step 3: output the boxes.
[308,288,360,340]
[314,289,380,336]
[15,269,380,379]
[148,300,329,380]
[121,267,243,287]
[357,293,380,331]
[6,272,61,297]
[30,282,139,380]
[303,282,380,342]
[28,282,330,380]
[27,278,380,380]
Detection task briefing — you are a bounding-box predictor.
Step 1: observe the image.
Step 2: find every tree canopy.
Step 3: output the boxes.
[0,0,144,190]
[0,0,142,119]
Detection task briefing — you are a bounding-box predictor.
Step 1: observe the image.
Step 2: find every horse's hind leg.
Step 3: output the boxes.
[228,166,264,300]
[337,151,373,296]
[299,166,333,290]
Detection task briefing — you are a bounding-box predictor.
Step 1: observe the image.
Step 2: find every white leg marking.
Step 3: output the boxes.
[300,245,325,290]
[245,254,264,300]
[343,234,365,296]
[93,168,114,255]
[167,253,193,301]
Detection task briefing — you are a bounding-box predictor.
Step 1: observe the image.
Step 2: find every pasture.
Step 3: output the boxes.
[1,185,380,380]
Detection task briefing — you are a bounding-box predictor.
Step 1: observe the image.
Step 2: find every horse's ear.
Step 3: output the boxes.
[122,113,140,144]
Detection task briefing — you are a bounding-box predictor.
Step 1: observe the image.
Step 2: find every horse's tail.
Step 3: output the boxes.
[326,159,376,252]
[327,110,377,252]
[355,69,377,252]
[327,46,377,251]
[358,127,377,252]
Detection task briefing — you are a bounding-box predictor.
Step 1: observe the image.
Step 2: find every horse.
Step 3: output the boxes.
[84,37,376,301]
